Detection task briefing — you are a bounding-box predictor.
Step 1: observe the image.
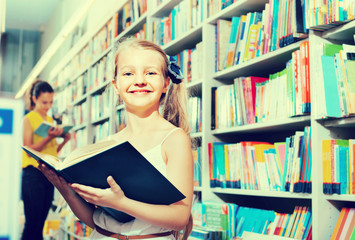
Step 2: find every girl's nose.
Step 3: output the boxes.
[133,73,147,85]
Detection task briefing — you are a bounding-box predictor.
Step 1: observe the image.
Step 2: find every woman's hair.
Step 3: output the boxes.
[113,38,190,134]
[26,80,54,110]
[114,38,193,239]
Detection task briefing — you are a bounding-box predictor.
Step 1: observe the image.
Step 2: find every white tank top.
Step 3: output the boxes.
[90,128,180,240]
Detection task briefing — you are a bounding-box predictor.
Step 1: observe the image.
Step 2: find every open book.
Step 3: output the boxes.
[34,121,73,138]
[21,140,185,223]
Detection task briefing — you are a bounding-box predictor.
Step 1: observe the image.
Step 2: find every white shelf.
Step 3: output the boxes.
[214,40,306,81]
[321,19,355,42]
[318,116,355,128]
[73,123,87,132]
[212,188,312,199]
[162,24,203,56]
[212,116,311,135]
[187,79,203,90]
[206,0,269,24]
[190,132,202,138]
[116,104,125,111]
[150,0,183,18]
[91,115,110,125]
[114,12,148,43]
[325,194,355,202]
[72,94,88,106]
[89,80,111,96]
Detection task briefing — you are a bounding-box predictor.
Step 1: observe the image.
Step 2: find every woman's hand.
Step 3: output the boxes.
[70,176,126,209]
[48,126,63,138]
[37,162,75,197]
[62,133,71,142]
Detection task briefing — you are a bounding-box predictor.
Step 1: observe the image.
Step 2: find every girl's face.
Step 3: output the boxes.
[32,92,54,115]
[114,47,169,112]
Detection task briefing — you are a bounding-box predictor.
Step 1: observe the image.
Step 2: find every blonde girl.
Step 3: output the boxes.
[39,38,194,239]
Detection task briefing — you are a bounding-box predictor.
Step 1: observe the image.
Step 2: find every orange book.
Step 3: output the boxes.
[345,209,355,239]
[113,12,118,38]
[331,208,349,240]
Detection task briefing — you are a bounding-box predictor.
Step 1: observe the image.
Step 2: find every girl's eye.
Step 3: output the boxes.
[123,72,133,76]
[147,72,156,75]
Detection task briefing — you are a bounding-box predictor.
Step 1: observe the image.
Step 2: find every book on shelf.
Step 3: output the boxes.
[322,139,355,195]
[21,139,185,223]
[330,207,355,240]
[33,121,73,138]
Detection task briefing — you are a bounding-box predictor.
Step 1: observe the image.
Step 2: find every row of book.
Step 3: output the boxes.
[91,0,147,61]
[215,0,308,71]
[89,52,114,92]
[93,121,111,143]
[322,139,355,195]
[191,201,312,239]
[212,42,310,129]
[188,96,202,134]
[208,126,312,193]
[91,88,112,123]
[67,219,92,240]
[73,101,88,126]
[175,42,203,83]
[206,0,237,19]
[316,42,355,119]
[152,0,204,46]
[331,207,355,240]
[71,128,88,150]
[305,0,355,31]
[115,109,127,133]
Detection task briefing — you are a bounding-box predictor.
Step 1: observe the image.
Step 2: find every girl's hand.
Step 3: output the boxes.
[38,162,75,197]
[70,176,126,209]
[48,126,64,138]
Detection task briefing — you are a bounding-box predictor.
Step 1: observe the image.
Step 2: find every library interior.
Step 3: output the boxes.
[1,0,355,239]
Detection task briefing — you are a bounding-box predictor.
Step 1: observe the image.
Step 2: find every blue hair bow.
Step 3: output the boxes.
[167,56,183,84]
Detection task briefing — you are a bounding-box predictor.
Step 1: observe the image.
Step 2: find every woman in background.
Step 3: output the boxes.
[21,80,71,240]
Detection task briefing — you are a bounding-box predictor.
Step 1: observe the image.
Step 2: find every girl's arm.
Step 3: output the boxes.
[38,163,96,228]
[23,117,63,152]
[71,129,194,231]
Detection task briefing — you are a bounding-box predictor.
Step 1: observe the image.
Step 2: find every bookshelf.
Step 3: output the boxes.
[44,0,355,239]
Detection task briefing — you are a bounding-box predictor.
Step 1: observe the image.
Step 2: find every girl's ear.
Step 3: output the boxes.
[112,80,120,95]
[162,78,170,93]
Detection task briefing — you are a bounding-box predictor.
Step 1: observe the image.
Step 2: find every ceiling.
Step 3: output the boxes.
[5,0,59,30]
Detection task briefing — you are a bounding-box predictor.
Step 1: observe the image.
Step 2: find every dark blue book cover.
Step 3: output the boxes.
[22,140,185,223]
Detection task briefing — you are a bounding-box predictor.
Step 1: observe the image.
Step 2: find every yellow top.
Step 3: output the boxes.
[22,111,58,168]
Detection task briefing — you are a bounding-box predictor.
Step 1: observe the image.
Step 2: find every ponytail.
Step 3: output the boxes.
[161,82,190,134]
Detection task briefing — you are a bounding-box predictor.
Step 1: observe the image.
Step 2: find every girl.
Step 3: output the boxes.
[39,38,194,239]
[22,80,71,240]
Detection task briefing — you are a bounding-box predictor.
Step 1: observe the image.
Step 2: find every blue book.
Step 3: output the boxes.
[213,142,227,188]
[321,55,342,118]
[33,121,73,138]
[171,8,176,40]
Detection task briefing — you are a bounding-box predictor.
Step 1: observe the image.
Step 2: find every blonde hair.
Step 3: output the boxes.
[113,38,193,239]
[113,38,190,134]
